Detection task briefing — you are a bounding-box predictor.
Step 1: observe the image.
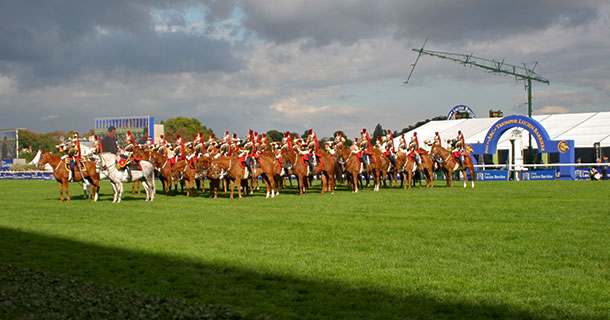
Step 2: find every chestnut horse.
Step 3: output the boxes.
[37,151,100,202]
[395,150,435,189]
[171,159,197,197]
[249,152,280,198]
[429,143,475,188]
[312,149,337,194]
[210,155,250,199]
[334,145,365,193]
[280,146,310,196]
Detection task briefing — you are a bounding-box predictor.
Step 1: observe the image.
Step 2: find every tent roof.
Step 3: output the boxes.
[397,112,610,150]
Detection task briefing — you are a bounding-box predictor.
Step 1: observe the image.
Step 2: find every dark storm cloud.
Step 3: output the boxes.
[239,0,602,46]
[0,0,241,87]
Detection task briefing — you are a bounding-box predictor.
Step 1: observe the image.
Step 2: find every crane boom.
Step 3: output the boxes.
[411,49,549,84]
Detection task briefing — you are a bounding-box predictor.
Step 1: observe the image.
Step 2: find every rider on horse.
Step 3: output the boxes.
[218,131,232,157]
[358,128,373,171]
[382,129,396,169]
[67,132,82,181]
[452,130,466,167]
[408,132,422,169]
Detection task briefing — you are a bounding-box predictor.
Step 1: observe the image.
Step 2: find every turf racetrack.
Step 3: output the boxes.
[1,179,609,319]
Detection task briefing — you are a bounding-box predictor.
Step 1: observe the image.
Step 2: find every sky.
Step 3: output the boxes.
[1,0,609,139]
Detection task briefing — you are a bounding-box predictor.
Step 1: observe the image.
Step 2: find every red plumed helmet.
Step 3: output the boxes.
[225,131,229,135]
[414,132,417,136]
[176,134,181,139]
[233,133,237,138]
[387,129,392,134]
[210,134,215,139]
[160,134,164,139]
[127,131,131,135]
[249,129,253,135]
[362,128,366,133]
[309,129,313,135]
[285,131,290,137]
[337,131,342,136]
[262,133,266,137]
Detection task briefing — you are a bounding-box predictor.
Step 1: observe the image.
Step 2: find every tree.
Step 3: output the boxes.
[162,117,214,142]
[372,123,385,143]
[266,130,284,142]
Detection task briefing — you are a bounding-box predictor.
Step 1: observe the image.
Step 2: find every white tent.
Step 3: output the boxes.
[395,112,610,152]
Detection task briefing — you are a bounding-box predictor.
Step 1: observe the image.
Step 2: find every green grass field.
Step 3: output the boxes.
[1,179,609,319]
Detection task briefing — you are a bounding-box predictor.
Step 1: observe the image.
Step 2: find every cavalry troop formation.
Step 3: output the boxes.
[34,126,475,202]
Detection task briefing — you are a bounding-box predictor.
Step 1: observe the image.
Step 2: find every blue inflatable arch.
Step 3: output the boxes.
[468,115,575,180]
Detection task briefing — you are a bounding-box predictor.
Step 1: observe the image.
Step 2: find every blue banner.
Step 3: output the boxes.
[0,158,14,170]
[521,170,556,181]
[0,171,54,180]
[475,170,509,181]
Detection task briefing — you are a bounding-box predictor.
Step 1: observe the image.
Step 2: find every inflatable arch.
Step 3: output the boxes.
[447,105,476,120]
[468,115,575,180]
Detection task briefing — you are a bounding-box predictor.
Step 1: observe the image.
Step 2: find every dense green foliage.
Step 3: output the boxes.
[161,117,215,142]
[1,180,609,319]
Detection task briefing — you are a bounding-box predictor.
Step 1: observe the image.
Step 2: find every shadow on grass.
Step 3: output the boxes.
[1,228,596,319]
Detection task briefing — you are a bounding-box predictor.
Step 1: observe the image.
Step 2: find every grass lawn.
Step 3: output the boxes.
[1,179,609,319]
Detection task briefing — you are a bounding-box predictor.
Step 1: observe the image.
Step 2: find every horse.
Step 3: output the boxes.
[334,144,360,192]
[280,146,310,196]
[36,150,100,202]
[395,149,435,189]
[97,152,156,202]
[429,143,475,188]
[210,155,250,199]
[250,152,280,198]
[311,149,337,194]
[170,159,197,197]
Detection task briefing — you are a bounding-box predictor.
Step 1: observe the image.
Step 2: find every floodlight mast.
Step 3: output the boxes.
[404,46,550,162]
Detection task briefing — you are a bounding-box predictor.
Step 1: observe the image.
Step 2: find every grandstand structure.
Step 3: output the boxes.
[397,112,610,166]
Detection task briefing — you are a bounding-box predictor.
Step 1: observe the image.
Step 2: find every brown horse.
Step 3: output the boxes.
[280,146,310,196]
[248,152,280,198]
[210,155,250,199]
[311,149,337,194]
[429,143,475,188]
[334,144,360,192]
[171,159,197,197]
[37,151,100,202]
[395,150,435,189]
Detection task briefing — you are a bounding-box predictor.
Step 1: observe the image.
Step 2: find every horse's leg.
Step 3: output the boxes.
[57,181,64,202]
[229,179,235,199]
[298,175,304,196]
[63,180,70,201]
[470,166,475,188]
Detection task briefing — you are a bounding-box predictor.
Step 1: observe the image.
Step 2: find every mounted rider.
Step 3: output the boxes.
[67,132,82,181]
[408,132,422,169]
[295,134,313,175]
[334,131,346,148]
[117,130,137,170]
[452,130,466,166]
[206,134,217,155]
[241,130,256,177]
[358,128,373,171]
[218,131,232,157]
[434,132,442,147]
[382,129,396,169]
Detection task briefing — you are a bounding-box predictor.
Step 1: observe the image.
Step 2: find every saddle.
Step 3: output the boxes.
[64,158,86,172]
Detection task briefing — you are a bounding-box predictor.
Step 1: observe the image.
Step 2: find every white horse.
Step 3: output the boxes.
[97,152,156,203]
